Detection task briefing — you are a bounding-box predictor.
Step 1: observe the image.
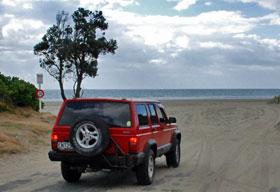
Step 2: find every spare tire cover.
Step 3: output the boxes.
[70,116,110,157]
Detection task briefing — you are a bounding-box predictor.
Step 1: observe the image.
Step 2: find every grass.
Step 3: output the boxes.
[0,122,23,129]
[0,132,23,154]
[0,101,14,113]
[0,107,55,157]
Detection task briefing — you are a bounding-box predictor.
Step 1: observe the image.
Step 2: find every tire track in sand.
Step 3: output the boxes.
[198,105,280,192]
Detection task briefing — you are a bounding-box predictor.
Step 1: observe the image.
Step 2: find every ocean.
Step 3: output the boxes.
[43,89,280,101]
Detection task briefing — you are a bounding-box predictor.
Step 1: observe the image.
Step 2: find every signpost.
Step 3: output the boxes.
[36,74,43,112]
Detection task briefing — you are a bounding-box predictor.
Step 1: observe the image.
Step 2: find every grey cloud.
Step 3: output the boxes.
[0,1,78,25]
[0,0,280,89]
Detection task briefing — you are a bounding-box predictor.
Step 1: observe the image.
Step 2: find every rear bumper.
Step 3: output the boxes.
[48,151,144,169]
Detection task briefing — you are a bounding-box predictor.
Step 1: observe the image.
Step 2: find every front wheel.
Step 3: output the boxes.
[136,149,155,185]
[61,162,82,183]
[166,139,180,168]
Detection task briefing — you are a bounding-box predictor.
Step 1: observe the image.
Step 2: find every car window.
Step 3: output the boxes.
[156,104,168,123]
[136,104,149,127]
[148,104,158,125]
[59,101,131,128]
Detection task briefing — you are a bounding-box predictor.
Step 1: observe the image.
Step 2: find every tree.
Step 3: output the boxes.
[34,8,117,99]
[70,8,117,98]
[34,11,71,100]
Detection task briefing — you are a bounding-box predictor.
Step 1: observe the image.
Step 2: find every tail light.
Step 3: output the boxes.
[51,133,58,141]
[129,137,138,152]
[129,137,138,144]
[51,133,58,150]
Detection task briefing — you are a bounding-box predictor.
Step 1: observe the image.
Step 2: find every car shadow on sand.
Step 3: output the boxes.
[31,161,171,192]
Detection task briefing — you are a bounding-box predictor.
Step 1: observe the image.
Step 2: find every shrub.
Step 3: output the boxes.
[8,77,39,110]
[0,73,39,111]
[0,78,10,103]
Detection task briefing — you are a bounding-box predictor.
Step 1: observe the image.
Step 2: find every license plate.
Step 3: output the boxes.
[57,142,74,151]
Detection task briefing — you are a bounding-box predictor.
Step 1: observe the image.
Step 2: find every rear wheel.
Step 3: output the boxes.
[166,139,180,168]
[61,162,82,183]
[136,149,155,185]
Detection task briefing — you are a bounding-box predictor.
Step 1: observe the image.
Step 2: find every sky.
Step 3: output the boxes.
[0,0,280,89]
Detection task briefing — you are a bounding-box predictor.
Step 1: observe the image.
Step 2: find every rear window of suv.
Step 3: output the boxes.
[136,104,149,127]
[59,101,131,128]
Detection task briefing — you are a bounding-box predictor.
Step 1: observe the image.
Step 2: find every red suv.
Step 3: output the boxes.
[48,98,181,185]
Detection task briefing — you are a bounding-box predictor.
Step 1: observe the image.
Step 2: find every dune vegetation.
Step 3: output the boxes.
[0,73,55,156]
[0,73,40,112]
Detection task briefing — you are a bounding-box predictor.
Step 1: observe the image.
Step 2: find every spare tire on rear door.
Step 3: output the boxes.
[70,116,110,157]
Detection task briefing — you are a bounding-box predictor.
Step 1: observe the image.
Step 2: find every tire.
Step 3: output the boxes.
[61,162,82,183]
[166,139,180,168]
[136,149,155,185]
[70,117,110,157]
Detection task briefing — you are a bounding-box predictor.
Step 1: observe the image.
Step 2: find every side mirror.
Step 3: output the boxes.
[169,117,176,124]
[159,118,165,123]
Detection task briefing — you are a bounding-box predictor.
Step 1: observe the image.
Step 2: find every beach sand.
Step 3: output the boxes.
[1,99,280,192]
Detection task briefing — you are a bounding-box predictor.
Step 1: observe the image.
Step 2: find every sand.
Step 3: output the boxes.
[1,99,280,192]
[0,108,55,156]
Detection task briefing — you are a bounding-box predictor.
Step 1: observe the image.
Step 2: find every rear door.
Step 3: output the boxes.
[135,103,153,152]
[147,104,164,146]
[155,104,172,145]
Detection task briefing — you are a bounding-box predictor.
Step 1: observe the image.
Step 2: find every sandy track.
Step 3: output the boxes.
[1,100,280,192]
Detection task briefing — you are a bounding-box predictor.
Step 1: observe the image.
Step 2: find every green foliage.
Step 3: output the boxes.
[34,8,118,99]
[0,79,9,101]
[33,11,71,100]
[0,73,39,111]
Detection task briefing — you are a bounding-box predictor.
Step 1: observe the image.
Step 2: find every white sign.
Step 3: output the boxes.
[37,74,43,84]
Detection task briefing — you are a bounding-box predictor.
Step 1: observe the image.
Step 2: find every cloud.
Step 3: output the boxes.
[1,0,33,9]
[204,69,224,76]
[79,0,138,10]
[0,0,280,89]
[226,0,280,10]
[105,10,255,51]
[199,41,234,49]
[175,35,190,49]
[0,17,47,52]
[149,59,167,65]
[1,0,20,6]
[259,13,280,25]
[241,0,280,10]
[173,0,197,11]
[2,18,44,38]
[233,33,280,50]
